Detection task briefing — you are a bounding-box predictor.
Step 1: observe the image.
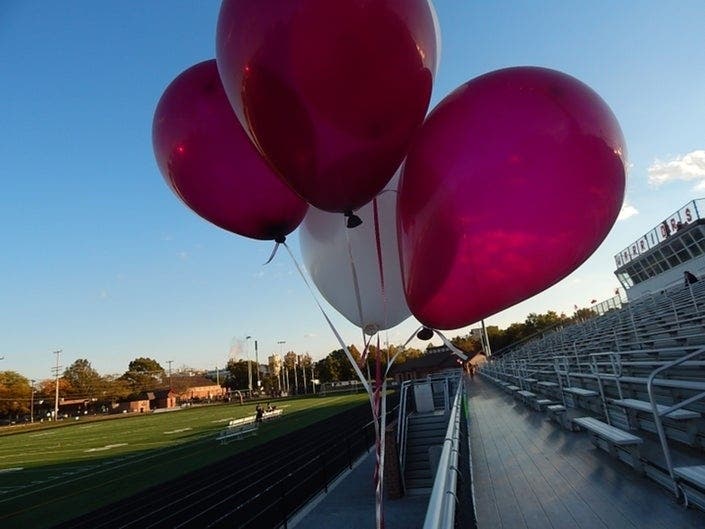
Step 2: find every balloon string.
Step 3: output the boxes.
[282,242,372,395]
[344,222,366,333]
[358,332,374,369]
[372,197,388,331]
[384,326,423,378]
[373,333,384,529]
[263,242,280,265]
[434,329,469,361]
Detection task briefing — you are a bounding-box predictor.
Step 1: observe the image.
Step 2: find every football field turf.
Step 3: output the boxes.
[0,393,369,528]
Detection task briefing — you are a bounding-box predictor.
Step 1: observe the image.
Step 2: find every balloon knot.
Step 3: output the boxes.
[275,235,286,244]
[416,327,434,341]
[344,210,363,228]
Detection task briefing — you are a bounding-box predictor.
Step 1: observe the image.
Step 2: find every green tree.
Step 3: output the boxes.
[63,358,102,399]
[225,359,257,390]
[316,346,361,382]
[0,371,32,419]
[121,357,164,396]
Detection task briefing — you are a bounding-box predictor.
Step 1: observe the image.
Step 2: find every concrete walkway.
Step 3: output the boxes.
[292,449,430,529]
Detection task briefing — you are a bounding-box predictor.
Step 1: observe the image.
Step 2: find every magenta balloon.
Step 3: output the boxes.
[216,0,438,213]
[398,67,627,330]
[152,60,308,241]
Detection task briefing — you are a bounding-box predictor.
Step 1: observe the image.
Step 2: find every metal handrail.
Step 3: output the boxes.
[397,380,413,484]
[646,345,705,496]
[422,376,464,529]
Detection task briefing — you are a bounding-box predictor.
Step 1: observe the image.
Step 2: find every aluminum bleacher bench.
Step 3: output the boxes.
[563,387,598,397]
[612,398,700,419]
[217,422,259,444]
[673,465,705,510]
[546,404,572,430]
[573,416,643,472]
[612,398,700,445]
[534,398,554,411]
[516,390,536,406]
[537,381,558,388]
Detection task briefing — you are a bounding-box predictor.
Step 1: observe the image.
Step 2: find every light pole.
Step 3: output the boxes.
[293,355,299,394]
[254,339,260,389]
[246,336,253,391]
[30,379,35,423]
[277,341,286,392]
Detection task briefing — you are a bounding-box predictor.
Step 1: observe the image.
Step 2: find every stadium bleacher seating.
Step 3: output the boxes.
[481,280,705,510]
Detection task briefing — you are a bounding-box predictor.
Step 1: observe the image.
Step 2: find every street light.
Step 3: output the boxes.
[277,341,286,392]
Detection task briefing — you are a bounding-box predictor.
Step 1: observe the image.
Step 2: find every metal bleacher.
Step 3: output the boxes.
[482,279,705,511]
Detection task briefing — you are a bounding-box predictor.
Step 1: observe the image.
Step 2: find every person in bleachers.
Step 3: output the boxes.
[684,270,698,287]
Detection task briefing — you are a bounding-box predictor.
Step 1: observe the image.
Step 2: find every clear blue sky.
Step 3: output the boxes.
[1,1,704,381]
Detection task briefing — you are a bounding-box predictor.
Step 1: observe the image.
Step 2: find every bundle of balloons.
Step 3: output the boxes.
[153,0,626,342]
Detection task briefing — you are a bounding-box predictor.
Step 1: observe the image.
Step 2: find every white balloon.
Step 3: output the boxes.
[300,179,411,334]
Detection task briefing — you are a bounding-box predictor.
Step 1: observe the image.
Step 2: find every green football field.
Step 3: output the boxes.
[0,393,369,528]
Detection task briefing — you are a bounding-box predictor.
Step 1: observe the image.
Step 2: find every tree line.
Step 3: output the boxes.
[1,308,596,421]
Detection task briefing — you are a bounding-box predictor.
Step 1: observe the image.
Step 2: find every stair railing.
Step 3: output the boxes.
[646,345,705,497]
[422,376,465,529]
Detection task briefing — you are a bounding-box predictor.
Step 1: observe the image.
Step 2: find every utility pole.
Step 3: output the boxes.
[167,360,173,387]
[311,363,315,395]
[216,365,220,386]
[302,355,307,394]
[246,336,253,391]
[52,350,62,421]
[30,379,35,423]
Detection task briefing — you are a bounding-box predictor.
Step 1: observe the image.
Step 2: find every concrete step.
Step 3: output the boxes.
[406,476,434,489]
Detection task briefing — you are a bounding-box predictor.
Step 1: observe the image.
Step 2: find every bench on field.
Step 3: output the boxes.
[573,416,643,472]
[217,422,259,444]
[262,408,283,421]
[228,416,255,427]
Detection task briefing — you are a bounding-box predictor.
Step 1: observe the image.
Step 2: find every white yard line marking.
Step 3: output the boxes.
[163,428,192,435]
[84,443,127,453]
[0,467,23,473]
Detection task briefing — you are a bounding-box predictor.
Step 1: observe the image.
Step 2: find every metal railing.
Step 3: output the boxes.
[397,379,414,483]
[422,377,465,529]
[646,346,705,498]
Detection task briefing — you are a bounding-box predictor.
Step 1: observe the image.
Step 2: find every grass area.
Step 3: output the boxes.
[0,393,370,529]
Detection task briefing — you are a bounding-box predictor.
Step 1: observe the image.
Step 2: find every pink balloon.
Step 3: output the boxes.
[216,0,438,214]
[398,67,626,330]
[152,60,308,241]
